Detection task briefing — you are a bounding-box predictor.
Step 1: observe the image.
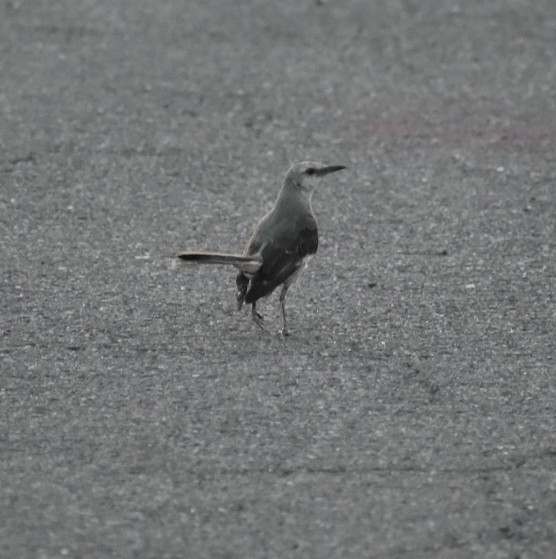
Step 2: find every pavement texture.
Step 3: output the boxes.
[1,1,555,558]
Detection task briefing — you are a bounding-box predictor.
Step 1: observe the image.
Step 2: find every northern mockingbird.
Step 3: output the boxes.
[177,161,346,335]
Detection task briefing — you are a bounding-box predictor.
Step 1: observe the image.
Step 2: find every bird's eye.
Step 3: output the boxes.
[306,168,316,176]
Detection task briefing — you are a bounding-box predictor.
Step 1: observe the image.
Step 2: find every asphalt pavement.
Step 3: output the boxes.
[1,1,555,558]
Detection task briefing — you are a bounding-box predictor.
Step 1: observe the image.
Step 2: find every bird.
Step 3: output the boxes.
[177,161,346,335]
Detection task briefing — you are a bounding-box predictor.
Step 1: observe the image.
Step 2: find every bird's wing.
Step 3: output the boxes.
[245,223,318,303]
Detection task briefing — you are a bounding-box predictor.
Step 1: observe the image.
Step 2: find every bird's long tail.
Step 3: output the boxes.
[176,251,261,274]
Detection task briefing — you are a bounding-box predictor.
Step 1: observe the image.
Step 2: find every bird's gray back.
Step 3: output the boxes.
[244,188,315,257]
[242,200,318,303]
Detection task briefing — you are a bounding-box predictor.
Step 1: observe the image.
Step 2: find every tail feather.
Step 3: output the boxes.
[177,251,261,274]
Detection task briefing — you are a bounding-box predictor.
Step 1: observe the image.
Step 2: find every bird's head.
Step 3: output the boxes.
[283,161,346,197]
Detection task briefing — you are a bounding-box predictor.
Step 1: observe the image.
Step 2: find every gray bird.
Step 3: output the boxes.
[177,161,346,335]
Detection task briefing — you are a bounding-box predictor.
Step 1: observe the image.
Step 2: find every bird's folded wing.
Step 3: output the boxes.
[245,226,318,302]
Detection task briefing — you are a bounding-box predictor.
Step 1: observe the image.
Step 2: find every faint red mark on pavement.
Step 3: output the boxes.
[361,115,556,146]
[437,128,556,145]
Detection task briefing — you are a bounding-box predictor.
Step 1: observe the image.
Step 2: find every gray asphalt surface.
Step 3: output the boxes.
[1,1,556,558]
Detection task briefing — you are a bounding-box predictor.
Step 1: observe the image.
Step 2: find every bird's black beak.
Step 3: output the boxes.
[318,165,347,176]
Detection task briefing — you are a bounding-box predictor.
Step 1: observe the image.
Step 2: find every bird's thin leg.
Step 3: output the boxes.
[279,285,290,336]
[251,302,268,332]
[236,272,249,311]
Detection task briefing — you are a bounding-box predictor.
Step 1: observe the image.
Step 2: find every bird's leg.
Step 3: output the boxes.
[279,285,290,336]
[236,272,249,311]
[251,302,267,332]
